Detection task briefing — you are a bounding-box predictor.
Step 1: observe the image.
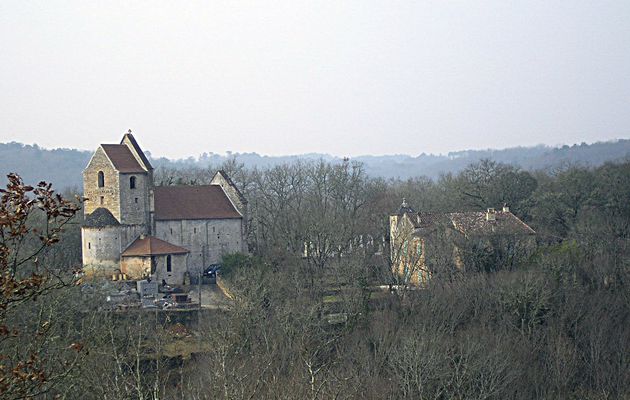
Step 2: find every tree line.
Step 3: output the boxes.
[3,137,630,189]
[1,157,629,399]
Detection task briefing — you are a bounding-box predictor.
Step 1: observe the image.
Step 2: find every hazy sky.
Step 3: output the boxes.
[1,1,629,159]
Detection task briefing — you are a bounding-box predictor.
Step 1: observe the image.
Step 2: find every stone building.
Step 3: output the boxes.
[81,132,247,284]
[390,200,535,285]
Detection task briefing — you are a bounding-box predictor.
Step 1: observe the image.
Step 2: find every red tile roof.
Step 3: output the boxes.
[101,144,146,173]
[153,185,242,220]
[121,236,189,257]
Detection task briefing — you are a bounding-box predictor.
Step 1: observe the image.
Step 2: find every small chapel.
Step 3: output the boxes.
[81,131,247,284]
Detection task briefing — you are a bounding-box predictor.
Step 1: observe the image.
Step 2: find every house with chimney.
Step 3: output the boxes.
[390,199,535,285]
[81,131,247,284]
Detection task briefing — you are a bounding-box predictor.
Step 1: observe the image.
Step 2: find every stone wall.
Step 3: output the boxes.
[211,172,248,252]
[121,254,187,285]
[83,147,121,220]
[154,218,243,272]
[119,172,150,226]
[155,253,188,285]
[211,172,246,215]
[119,224,146,251]
[81,226,121,276]
[120,256,151,280]
[81,224,145,274]
[121,134,150,170]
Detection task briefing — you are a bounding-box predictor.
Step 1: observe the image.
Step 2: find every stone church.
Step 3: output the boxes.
[81,132,247,284]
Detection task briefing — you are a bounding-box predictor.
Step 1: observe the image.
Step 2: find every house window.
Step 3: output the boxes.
[166,255,172,272]
[97,171,105,187]
[100,196,104,205]
[130,176,136,189]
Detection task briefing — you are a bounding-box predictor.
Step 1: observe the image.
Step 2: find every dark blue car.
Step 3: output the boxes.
[202,263,222,284]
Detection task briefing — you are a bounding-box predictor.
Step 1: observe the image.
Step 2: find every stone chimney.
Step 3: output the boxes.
[486,208,496,221]
[502,204,510,212]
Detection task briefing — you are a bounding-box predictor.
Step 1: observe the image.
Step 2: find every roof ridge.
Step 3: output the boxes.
[101,144,146,173]
[121,132,153,170]
[216,170,248,204]
[121,235,189,257]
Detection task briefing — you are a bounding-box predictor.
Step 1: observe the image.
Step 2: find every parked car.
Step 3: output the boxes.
[202,264,222,284]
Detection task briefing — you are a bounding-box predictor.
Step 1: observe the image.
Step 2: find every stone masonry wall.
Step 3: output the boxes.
[82,226,121,275]
[155,253,188,285]
[120,256,151,280]
[119,172,150,226]
[155,218,243,273]
[121,254,187,285]
[83,147,121,220]
[211,172,248,253]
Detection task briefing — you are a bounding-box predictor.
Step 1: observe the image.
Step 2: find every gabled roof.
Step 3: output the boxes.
[83,207,120,228]
[121,133,153,170]
[121,236,189,257]
[153,185,242,220]
[101,144,146,173]
[448,211,535,236]
[405,212,444,229]
[402,210,535,236]
[214,170,248,205]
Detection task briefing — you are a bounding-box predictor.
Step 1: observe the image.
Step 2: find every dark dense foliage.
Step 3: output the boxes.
[1,157,629,399]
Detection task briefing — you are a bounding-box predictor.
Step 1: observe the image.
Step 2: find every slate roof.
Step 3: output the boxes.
[101,144,146,173]
[121,236,189,257]
[83,208,120,228]
[153,185,242,220]
[403,210,535,236]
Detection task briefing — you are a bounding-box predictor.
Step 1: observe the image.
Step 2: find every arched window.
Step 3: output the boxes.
[129,176,136,189]
[166,255,172,272]
[97,171,105,188]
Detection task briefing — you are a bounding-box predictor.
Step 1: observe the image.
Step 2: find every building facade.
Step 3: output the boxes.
[390,200,535,285]
[81,132,247,284]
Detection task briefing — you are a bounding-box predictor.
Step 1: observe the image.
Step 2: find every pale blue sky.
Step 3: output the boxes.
[1,1,629,158]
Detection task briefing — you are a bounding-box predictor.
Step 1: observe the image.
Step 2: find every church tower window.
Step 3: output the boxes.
[130,176,136,189]
[98,171,105,187]
[166,255,172,272]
